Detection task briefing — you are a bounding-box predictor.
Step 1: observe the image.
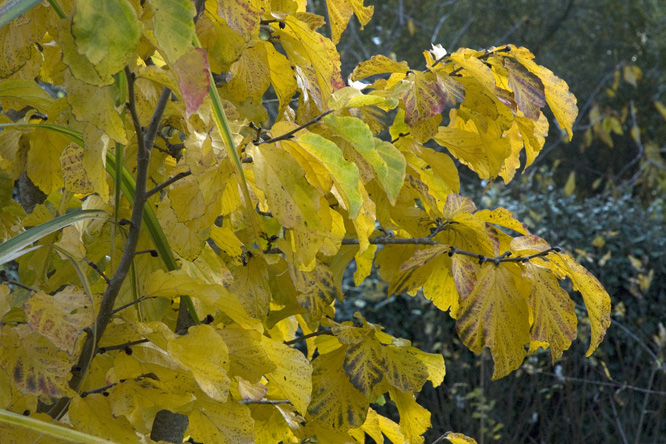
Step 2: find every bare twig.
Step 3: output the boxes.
[146,170,192,199]
[97,339,150,354]
[49,70,172,419]
[79,383,117,398]
[257,110,334,145]
[284,330,333,345]
[238,399,292,405]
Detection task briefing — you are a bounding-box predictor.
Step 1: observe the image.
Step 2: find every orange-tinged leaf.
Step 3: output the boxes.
[522,263,577,361]
[456,263,530,379]
[552,253,611,356]
[188,398,255,444]
[503,57,545,120]
[167,324,231,402]
[308,347,369,431]
[23,287,93,356]
[510,234,551,254]
[343,337,386,398]
[69,394,140,444]
[72,0,141,78]
[0,324,76,398]
[351,54,409,81]
[262,336,312,413]
[173,47,210,117]
[389,387,430,444]
[401,71,454,126]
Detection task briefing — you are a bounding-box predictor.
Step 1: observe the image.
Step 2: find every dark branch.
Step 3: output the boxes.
[146,170,192,199]
[97,339,149,354]
[284,330,333,345]
[80,382,117,398]
[238,399,292,405]
[257,110,334,145]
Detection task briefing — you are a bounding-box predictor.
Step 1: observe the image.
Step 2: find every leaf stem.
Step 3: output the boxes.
[238,399,292,405]
[284,329,333,345]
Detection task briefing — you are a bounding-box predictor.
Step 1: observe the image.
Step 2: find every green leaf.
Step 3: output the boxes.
[0,80,53,112]
[324,113,406,205]
[0,408,114,443]
[296,132,362,219]
[0,0,41,30]
[149,0,196,63]
[0,209,106,266]
[72,0,141,78]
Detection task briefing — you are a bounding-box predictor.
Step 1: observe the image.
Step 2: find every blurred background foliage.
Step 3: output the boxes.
[315,0,666,442]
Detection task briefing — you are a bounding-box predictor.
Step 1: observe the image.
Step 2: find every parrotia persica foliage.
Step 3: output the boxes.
[0,0,610,443]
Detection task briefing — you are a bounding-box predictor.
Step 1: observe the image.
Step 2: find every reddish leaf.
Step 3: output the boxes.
[173,47,210,117]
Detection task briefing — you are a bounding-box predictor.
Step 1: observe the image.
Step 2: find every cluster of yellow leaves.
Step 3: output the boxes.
[0,0,610,442]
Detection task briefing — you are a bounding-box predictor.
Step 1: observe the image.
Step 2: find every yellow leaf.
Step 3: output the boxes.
[27,127,69,194]
[218,325,276,383]
[510,46,578,140]
[216,0,264,43]
[63,71,127,144]
[475,207,530,235]
[23,287,93,356]
[263,40,298,113]
[456,263,530,379]
[0,324,76,398]
[383,344,429,392]
[353,244,377,286]
[552,253,611,356]
[352,407,384,444]
[0,80,53,112]
[251,142,323,231]
[623,65,642,87]
[343,337,386,398]
[253,404,300,444]
[307,347,369,431]
[188,399,255,444]
[564,171,576,196]
[445,431,479,444]
[144,268,259,329]
[167,324,231,402]
[423,255,460,317]
[351,54,409,81]
[523,263,577,361]
[209,225,244,259]
[262,336,313,413]
[326,0,353,44]
[289,261,337,320]
[226,43,272,103]
[69,394,140,444]
[655,101,666,121]
[296,132,362,219]
[389,387,430,444]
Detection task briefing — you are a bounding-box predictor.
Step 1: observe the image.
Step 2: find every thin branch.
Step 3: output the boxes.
[86,260,110,284]
[110,296,154,315]
[0,270,37,293]
[539,371,666,396]
[238,399,292,405]
[146,170,192,199]
[49,71,172,419]
[80,383,117,398]
[257,110,333,145]
[97,339,150,354]
[284,330,333,345]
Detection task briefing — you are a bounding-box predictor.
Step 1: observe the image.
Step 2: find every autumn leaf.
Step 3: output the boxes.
[23,287,93,356]
[149,0,196,63]
[173,47,211,117]
[456,263,530,379]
